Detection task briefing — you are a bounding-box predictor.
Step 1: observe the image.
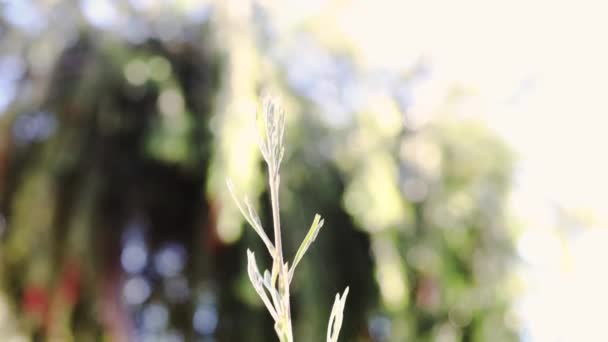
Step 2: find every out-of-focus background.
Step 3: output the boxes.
[0,0,606,341]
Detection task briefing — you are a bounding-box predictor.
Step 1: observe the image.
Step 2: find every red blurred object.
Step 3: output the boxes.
[22,285,50,320]
[59,260,81,306]
[204,199,222,254]
[416,275,440,311]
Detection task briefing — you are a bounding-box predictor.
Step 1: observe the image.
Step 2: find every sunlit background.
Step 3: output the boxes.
[0,0,606,341]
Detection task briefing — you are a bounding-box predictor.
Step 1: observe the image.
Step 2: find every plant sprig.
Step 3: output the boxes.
[227,97,349,342]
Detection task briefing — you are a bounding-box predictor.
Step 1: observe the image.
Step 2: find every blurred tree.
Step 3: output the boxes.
[0,15,221,340]
[337,98,517,341]
[0,1,517,341]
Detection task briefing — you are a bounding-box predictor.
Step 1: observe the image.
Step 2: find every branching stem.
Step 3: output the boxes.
[269,170,293,341]
[228,97,347,342]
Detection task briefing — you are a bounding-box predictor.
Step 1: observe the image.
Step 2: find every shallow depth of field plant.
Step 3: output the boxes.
[227,98,349,342]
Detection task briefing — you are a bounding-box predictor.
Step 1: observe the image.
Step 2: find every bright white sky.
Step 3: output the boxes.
[325,0,608,340]
[334,0,608,217]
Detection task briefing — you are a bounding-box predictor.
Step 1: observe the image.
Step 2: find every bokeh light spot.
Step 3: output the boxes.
[121,242,148,274]
[193,304,218,336]
[154,243,186,278]
[142,303,169,332]
[123,276,151,306]
[125,59,149,86]
[148,56,172,82]
[158,88,184,117]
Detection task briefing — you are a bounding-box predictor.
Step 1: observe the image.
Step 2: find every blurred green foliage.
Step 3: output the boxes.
[0,1,516,341]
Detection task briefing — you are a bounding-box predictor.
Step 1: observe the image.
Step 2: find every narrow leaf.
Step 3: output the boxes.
[226,179,275,256]
[247,250,278,320]
[289,214,324,282]
[264,269,283,316]
[327,286,349,342]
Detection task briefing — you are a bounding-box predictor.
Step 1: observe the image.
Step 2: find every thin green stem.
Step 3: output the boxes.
[269,168,293,342]
[230,98,347,341]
